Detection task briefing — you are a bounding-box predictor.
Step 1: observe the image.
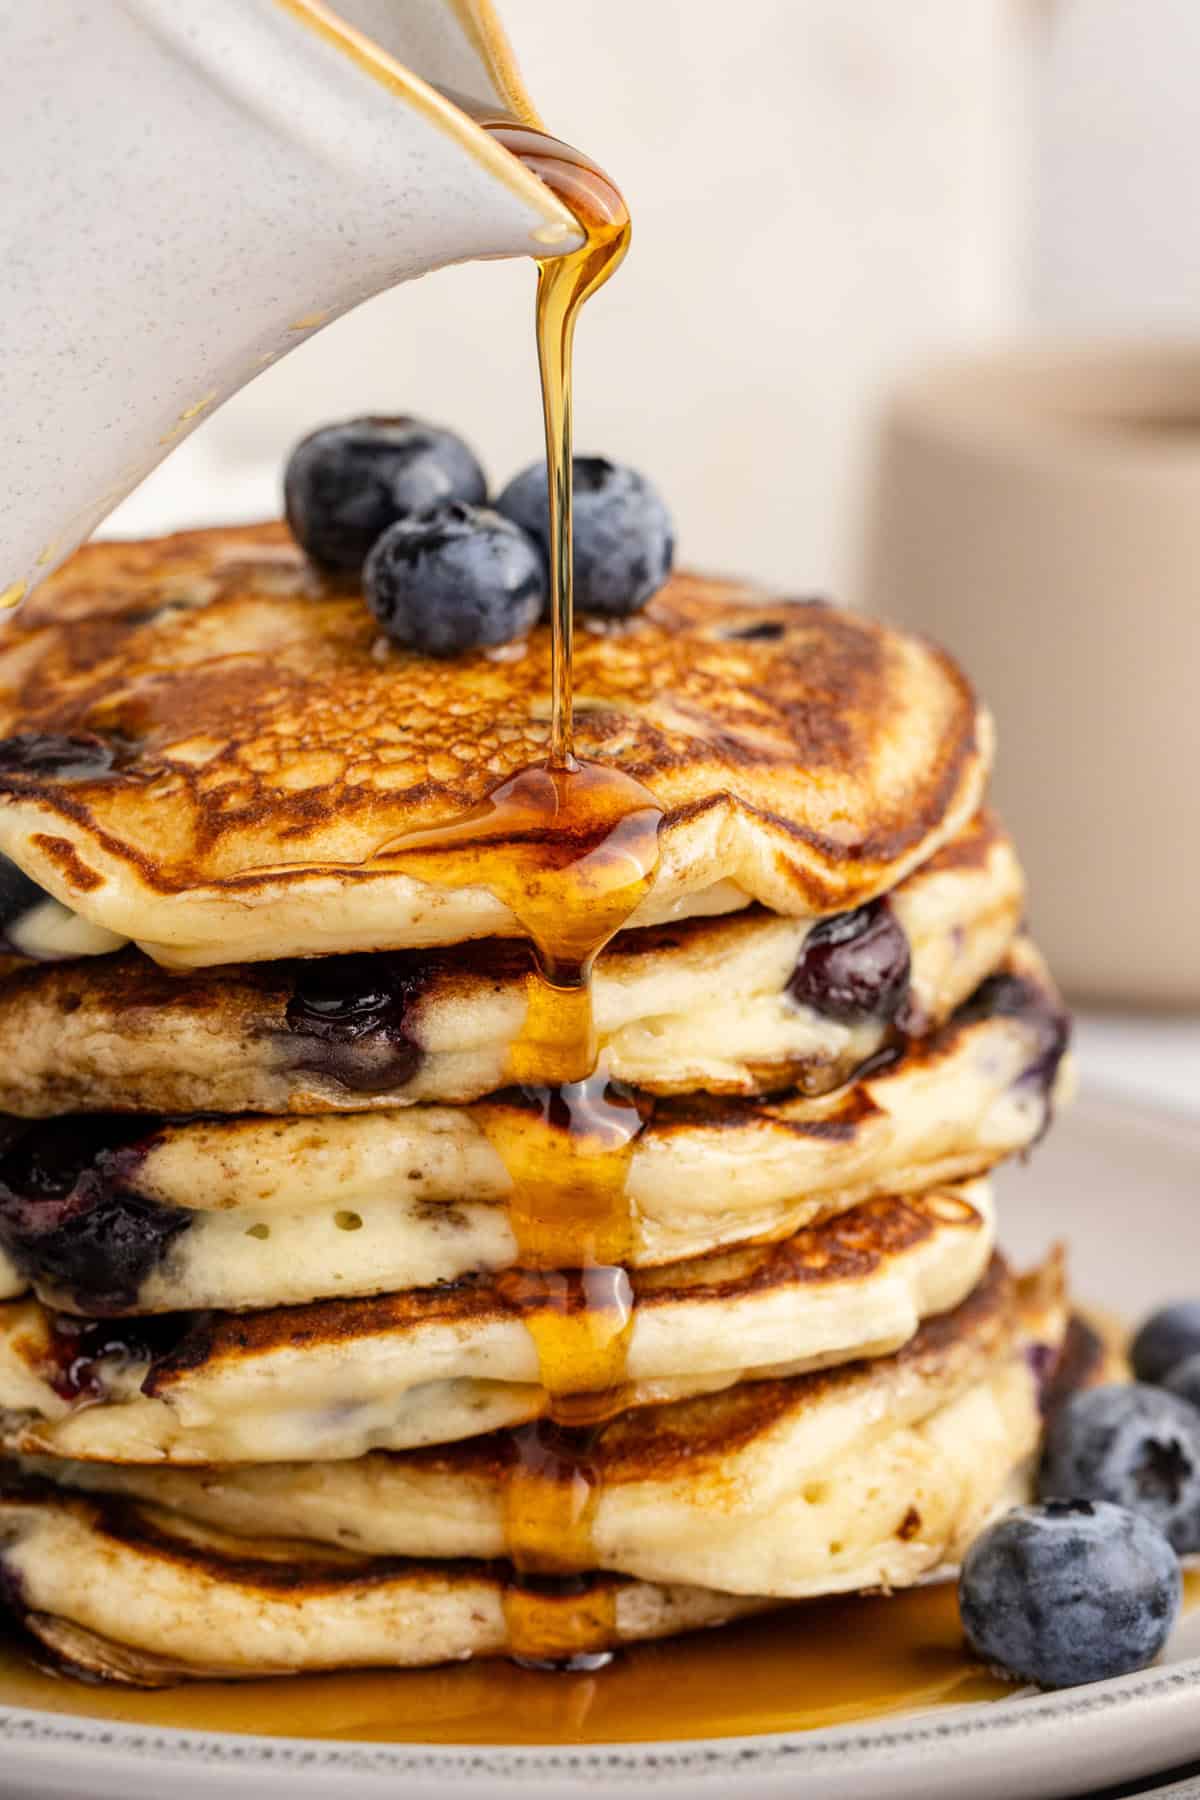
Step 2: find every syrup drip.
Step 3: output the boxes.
[373,124,647,1662]
[376,758,658,1658]
[487,1080,641,1432]
[377,761,660,1085]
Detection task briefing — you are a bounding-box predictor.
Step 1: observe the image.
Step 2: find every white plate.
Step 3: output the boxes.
[2,1090,1199,1800]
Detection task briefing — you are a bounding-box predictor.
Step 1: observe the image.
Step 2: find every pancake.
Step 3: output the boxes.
[0,1257,1066,1680]
[0,1184,993,1465]
[0,942,1067,1313]
[0,810,1022,1115]
[0,525,991,968]
[0,1494,768,1685]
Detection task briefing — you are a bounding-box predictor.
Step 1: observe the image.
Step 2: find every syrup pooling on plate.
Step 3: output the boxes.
[374,123,649,1662]
[0,1584,1024,1741]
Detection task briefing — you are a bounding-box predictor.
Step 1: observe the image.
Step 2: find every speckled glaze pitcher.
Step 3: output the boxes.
[0,0,581,605]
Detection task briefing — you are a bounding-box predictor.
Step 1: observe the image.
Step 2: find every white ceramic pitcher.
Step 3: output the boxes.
[0,0,583,605]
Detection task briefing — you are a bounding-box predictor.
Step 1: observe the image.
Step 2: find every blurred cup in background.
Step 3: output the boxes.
[858,344,1200,1009]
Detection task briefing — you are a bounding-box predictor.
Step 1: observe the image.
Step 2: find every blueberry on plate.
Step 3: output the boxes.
[1164,1351,1200,1413]
[1131,1301,1200,1387]
[495,456,674,618]
[1039,1383,1200,1553]
[364,501,544,657]
[284,417,487,572]
[786,899,911,1025]
[959,1499,1180,1689]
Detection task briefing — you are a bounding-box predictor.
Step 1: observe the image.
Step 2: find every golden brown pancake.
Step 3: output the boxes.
[0,941,1067,1313]
[0,1494,770,1685]
[0,525,991,966]
[0,809,1022,1115]
[0,1255,1070,1680]
[0,1185,995,1463]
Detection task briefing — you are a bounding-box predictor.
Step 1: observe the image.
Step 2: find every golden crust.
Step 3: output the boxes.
[0,807,1024,1116]
[0,525,990,963]
[0,1252,1072,1674]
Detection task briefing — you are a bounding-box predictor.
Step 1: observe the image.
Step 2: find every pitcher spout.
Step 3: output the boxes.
[1,0,583,603]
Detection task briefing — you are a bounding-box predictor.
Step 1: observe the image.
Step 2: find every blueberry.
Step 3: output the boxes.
[959,1499,1180,1689]
[1164,1352,1200,1413]
[1131,1302,1200,1386]
[495,456,674,617]
[952,970,1070,1140]
[786,900,911,1025]
[0,733,120,780]
[1040,1383,1200,1552]
[46,1312,195,1402]
[4,1190,191,1316]
[364,502,544,657]
[0,1115,189,1314]
[0,854,43,932]
[284,417,487,572]
[285,955,422,1093]
[955,972,1071,1081]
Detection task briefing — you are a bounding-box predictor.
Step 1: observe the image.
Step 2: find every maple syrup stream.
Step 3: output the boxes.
[378,119,655,1664]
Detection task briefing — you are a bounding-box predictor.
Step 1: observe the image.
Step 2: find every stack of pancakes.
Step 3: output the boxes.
[0,525,1079,1684]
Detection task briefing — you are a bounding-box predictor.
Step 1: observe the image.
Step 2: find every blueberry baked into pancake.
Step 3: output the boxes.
[0,420,1110,1689]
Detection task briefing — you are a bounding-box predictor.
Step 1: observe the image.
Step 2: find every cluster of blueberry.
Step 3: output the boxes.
[960,1301,1200,1689]
[284,418,675,656]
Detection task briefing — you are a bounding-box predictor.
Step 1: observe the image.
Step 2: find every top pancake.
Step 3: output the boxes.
[0,525,990,967]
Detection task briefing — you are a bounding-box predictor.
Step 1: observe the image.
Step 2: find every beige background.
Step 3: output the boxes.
[108,0,1033,594]
[108,1,1200,593]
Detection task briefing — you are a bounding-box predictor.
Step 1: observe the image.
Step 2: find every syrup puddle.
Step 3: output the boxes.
[0,1586,1000,1744]
[6,1569,1195,1745]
